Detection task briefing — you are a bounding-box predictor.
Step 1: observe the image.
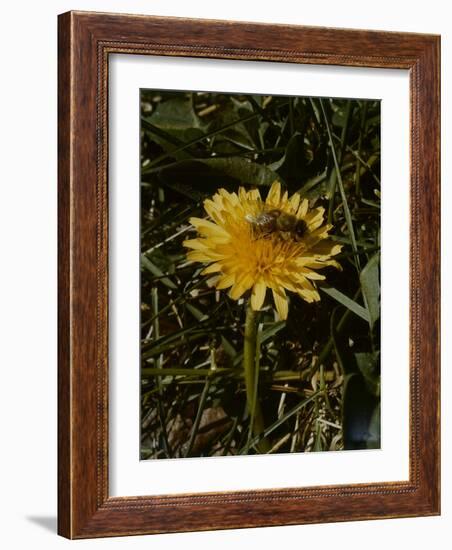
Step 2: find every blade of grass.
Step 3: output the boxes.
[290,411,300,452]
[143,100,290,173]
[332,133,381,186]
[143,331,220,359]
[248,95,282,134]
[360,253,380,329]
[150,287,171,458]
[314,419,323,451]
[240,390,322,453]
[185,302,208,322]
[143,225,190,256]
[326,100,352,224]
[319,98,361,271]
[245,322,264,453]
[184,378,211,457]
[296,169,327,196]
[142,117,188,149]
[330,306,346,375]
[268,433,291,454]
[141,255,177,290]
[141,276,208,330]
[221,416,239,456]
[232,320,285,367]
[144,111,273,173]
[310,287,362,375]
[319,286,369,323]
[355,101,369,197]
[141,203,194,239]
[220,335,237,359]
[142,367,233,377]
[260,320,286,343]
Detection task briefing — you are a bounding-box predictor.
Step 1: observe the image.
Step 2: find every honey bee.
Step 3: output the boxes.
[245,208,308,241]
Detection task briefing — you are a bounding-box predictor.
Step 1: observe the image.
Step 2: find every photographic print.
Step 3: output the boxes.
[58,13,440,536]
[140,90,381,460]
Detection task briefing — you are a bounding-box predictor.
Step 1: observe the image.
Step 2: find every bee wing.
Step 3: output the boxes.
[245,214,258,224]
[257,213,276,225]
[246,211,276,226]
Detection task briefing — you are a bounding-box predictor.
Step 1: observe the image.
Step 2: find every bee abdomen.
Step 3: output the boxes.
[276,212,296,232]
[294,219,308,238]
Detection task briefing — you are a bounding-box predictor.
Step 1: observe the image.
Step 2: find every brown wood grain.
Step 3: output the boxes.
[57,10,72,539]
[58,10,440,539]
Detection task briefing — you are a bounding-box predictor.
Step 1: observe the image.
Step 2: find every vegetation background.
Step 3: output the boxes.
[140,90,381,459]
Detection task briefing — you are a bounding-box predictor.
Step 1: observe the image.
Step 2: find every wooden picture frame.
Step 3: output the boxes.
[58,10,440,539]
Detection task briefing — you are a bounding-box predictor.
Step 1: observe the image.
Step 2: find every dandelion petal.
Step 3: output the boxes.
[216,273,235,290]
[248,188,262,201]
[203,199,223,224]
[201,262,222,275]
[251,280,266,311]
[305,207,325,231]
[183,238,208,250]
[266,180,281,206]
[297,199,309,218]
[272,288,288,320]
[185,182,341,317]
[289,192,301,212]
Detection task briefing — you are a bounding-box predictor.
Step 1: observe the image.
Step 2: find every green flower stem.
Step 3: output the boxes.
[243,304,270,453]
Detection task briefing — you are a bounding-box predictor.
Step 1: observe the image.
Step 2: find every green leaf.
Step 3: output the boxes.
[272,370,303,381]
[141,367,231,379]
[342,374,379,450]
[220,336,237,358]
[142,122,205,163]
[142,98,207,161]
[146,97,205,131]
[354,352,380,396]
[367,403,381,449]
[260,321,286,344]
[332,104,351,128]
[207,101,256,150]
[142,330,209,359]
[143,177,205,202]
[314,420,323,452]
[157,158,279,189]
[360,253,380,328]
[185,303,208,321]
[142,110,264,173]
[141,255,177,289]
[361,197,380,209]
[320,286,369,323]
[296,169,328,198]
[275,133,309,184]
[239,391,322,453]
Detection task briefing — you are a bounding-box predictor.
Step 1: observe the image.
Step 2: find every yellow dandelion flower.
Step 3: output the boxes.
[183,181,341,320]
